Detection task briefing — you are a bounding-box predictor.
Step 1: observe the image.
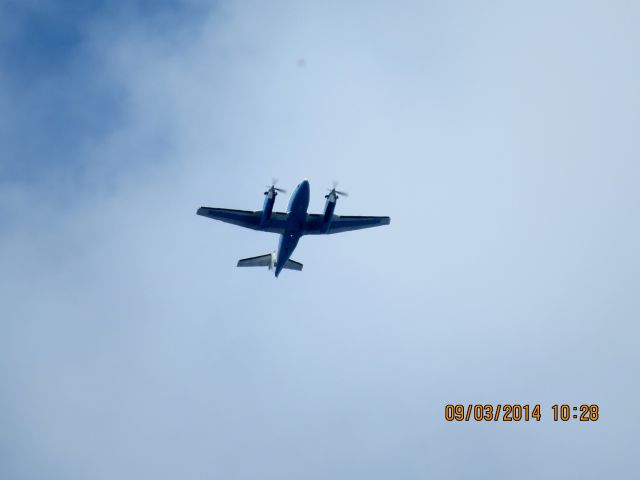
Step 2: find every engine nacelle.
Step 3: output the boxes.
[260,187,277,227]
[321,190,339,232]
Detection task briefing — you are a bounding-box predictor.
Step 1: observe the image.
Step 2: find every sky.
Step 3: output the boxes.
[1,0,639,478]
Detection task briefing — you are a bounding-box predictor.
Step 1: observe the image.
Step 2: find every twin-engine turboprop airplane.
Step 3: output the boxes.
[196,179,390,277]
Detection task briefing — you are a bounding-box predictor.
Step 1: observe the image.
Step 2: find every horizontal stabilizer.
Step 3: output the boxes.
[237,254,272,268]
[284,259,303,271]
[236,253,302,272]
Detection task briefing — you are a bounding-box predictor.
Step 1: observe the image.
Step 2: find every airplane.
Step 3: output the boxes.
[196,179,390,277]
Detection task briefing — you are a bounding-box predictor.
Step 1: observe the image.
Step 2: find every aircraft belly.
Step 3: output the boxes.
[276,233,299,276]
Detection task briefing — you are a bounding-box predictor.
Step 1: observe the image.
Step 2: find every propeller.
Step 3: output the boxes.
[326,181,348,198]
[265,178,287,194]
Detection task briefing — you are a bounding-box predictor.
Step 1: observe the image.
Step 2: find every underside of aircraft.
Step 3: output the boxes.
[197,179,390,277]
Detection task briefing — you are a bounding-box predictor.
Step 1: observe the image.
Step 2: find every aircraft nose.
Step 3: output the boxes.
[301,179,310,190]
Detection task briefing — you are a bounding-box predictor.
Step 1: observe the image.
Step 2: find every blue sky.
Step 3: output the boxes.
[1,1,640,479]
[0,1,212,184]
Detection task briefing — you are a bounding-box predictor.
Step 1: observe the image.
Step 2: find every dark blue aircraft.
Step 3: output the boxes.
[197,179,390,277]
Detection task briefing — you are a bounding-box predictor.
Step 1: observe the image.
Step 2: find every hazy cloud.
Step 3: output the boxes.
[1,1,639,479]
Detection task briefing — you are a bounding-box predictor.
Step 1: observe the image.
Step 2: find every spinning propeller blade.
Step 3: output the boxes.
[327,181,348,198]
[265,178,287,194]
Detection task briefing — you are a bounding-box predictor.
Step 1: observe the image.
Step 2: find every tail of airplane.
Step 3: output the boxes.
[236,252,303,271]
[282,259,303,271]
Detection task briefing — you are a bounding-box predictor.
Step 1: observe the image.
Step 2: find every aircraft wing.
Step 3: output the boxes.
[304,214,390,235]
[197,207,287,233]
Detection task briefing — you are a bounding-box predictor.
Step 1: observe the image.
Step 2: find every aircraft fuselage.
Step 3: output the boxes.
[275,179,310,277]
